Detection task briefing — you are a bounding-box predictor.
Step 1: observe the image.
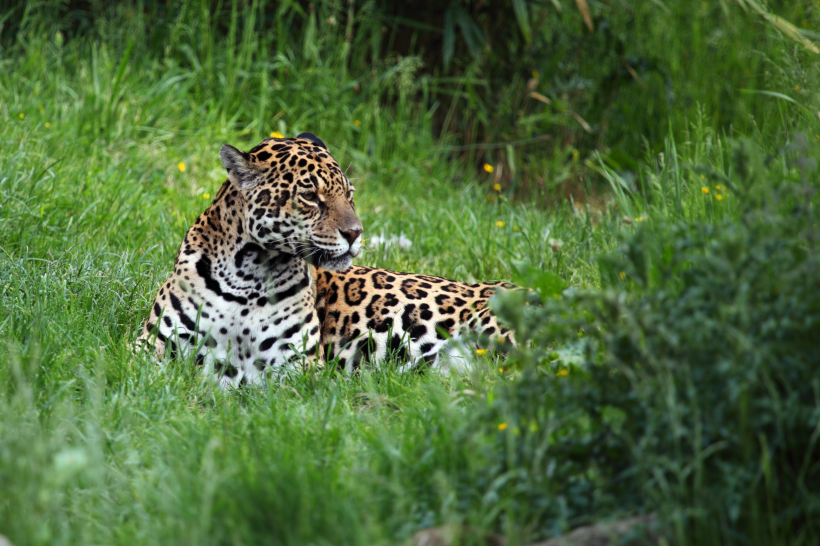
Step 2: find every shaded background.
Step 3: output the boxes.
[1,0,815,202]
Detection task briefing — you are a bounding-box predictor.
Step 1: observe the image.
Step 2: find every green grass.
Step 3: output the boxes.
[0,17,607,546]
[1,2,818,545]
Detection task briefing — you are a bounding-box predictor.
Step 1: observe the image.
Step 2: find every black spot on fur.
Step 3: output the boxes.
[435,318,456,339]
[375,317,393,333]
[387,333,408,361]
[196,256,248,305]
[409,324,427,341]
[169,293,197,331]
[272,275,310,303]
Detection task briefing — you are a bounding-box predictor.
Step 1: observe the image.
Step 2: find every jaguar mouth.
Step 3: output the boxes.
[264,241,345,265]
[309,249,353,271]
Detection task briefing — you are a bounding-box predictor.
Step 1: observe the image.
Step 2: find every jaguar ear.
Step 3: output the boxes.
[296,132,328,150]
[220,144,262,190]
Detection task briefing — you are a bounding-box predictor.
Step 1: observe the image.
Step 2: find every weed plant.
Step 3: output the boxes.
[491,139,820,543]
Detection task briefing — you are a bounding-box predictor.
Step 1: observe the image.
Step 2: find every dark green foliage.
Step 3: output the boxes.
[490,156,820,543]
[2,0,816,195]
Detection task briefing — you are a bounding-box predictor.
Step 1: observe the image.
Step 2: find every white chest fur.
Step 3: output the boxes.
[153,243,320,388]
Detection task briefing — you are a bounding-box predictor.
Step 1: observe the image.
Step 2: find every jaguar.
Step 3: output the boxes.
[138,133,515,387]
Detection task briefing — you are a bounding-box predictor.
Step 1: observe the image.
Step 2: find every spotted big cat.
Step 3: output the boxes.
[139,133,515,386]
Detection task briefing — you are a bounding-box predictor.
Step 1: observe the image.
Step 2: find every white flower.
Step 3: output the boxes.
[368,232,413,250]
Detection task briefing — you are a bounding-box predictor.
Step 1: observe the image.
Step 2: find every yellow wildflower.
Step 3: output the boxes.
[498,423,508,431]
[270,131,284,138]
[19,113,24,119]
[513,226,520,232]
[716,194,723,201]
[619,271,625,280]
[556,369,569,377]
[484,163,494,173]
[178,162,186,173]
[203,193,211,200]
[795,85,801,91]
[476,348,488,356]
[496,221,505,228]
[716,185,722,190]
[45,122,51,128]
[492,183,502,191]
[499,367,504,372]
[701,187,709,194]
[354,119,361,126]
[635,215,648,223]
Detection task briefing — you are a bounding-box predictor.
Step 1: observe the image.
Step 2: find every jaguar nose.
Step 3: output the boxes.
[340,227,362,245]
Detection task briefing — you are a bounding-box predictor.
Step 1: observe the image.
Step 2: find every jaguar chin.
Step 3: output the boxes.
[312,250,354,271]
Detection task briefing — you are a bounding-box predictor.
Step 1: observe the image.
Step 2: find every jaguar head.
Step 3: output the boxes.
[219,133,363,271]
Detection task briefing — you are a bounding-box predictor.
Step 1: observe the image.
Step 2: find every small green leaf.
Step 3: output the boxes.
[511,261,567,300]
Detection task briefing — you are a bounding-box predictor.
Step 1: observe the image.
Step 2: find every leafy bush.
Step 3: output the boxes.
[484,153,820,542]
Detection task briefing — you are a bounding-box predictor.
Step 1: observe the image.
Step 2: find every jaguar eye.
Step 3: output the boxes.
[302,191,318,202]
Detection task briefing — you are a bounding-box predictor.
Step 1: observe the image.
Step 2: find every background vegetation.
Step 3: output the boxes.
[0,0,818,544]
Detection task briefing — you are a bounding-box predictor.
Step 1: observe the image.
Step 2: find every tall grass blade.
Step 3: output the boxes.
[512,0,532,45]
